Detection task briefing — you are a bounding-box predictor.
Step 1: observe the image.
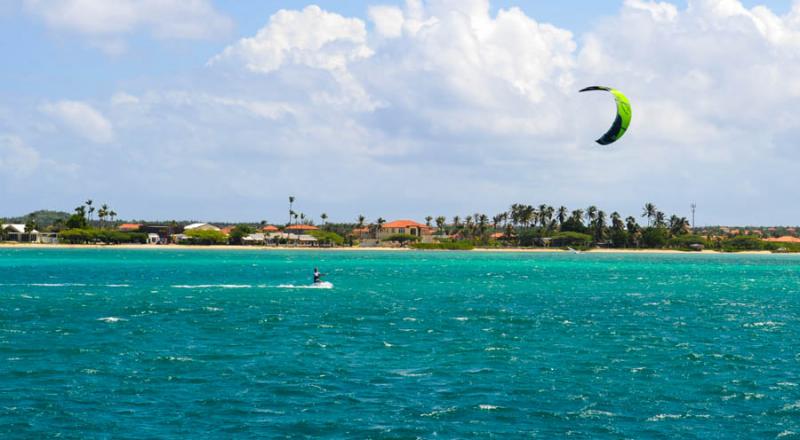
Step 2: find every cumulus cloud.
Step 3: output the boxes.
[210,5,373,73]
[41,100,114,144]
[24,0,232,43]
[0,135,40,177]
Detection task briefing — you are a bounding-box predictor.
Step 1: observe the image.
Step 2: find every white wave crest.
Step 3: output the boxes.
[98,316,125,323]
[647,413,683,422]
[276,282,333,289]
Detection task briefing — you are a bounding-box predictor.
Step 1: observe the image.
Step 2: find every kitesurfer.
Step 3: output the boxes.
[313,268,325,284]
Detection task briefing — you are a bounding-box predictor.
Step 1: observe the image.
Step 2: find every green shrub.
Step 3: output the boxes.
[57,229,147,244]
[765,242,800,253]
[609,229,629,248]
[310,230,344,246]
[410,241,474,250]
[668,234,708,250]
[382,234,420,245]
[641,227,669,248]
[550,231,592,247]
[183,229,227,245]
[58,228,93,244]
[228,225,255,245]
[721,236,764,252]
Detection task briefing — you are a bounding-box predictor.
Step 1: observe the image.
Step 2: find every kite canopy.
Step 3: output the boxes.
[579,86,632,145]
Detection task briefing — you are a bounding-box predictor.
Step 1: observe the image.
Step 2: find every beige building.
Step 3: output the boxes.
[357,219,436,246]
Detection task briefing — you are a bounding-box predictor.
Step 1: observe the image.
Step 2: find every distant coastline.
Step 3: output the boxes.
[0,242,778,255]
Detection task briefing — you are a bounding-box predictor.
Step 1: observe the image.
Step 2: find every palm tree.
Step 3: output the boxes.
[99,204,109,229]
[585,206,598,225]
[376,217,386,234]
[595,210,607,242]
[299,213,306,224]
[610,212,624,232]
[520,206,534,228]
[669,216,690,236]
[492,214,503,231]
[288,196,295,226]
[557,206,568,226]
[625,216,639,235]
[571,209,584,225]
[435,216,446,233]
[24,217,37,242]
[320,213,328,225]
[109,210,117,226]
[477,214,489,238]
[654,211,666,228]
[509,204,521,227]
[425,216,433,227]
[357,215,365,228]
[642,203,657,227]
[537,204,547,227]
[452,216,461,229]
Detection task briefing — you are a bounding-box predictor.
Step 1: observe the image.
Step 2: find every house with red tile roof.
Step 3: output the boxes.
[285,224,319,232]
[118,223,142,232]
[377,220,435,244]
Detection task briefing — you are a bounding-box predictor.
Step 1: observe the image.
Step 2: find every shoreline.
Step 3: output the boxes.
[0,243,778,255]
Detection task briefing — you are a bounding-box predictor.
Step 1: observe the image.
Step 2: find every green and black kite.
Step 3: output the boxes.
[579,86,632,145]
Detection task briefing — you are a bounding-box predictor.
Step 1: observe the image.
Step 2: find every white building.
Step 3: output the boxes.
[1,224,39,242]
[183,223,221,232]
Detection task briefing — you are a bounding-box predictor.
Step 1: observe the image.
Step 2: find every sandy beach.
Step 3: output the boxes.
[0,243,777,255]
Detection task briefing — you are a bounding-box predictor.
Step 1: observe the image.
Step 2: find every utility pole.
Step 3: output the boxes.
[691,203,697,229]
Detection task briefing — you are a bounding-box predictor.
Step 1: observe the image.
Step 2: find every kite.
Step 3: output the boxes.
[579,86,632,145]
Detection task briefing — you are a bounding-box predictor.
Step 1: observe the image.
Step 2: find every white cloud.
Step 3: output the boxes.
[0,135,40,177]
[41,100,114,144]
[369,5,405,38]
[24,0,232,41]
[210,5,373,73]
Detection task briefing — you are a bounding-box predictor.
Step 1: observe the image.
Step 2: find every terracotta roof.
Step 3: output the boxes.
[764,236,800,243]
[285,224,319,231]
[220,226,235,235]
[262,225,279,231]
[118,223,141,231]
[490,232,505,239]
[351,227,369,234]
[382,220,427,229]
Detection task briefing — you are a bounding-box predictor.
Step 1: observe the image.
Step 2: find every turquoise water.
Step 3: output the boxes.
[1,249,800,438]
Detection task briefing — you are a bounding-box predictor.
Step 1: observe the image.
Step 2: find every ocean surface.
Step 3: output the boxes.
[1,249,800,439]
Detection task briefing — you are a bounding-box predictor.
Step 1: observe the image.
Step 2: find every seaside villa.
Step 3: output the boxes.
[2,224,38,242]
[357,219,436,246]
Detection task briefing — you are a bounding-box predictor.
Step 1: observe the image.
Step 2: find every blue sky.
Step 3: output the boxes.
[1,0,799,225]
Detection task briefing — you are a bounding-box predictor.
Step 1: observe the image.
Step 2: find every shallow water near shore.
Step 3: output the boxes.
[1,249,800,438]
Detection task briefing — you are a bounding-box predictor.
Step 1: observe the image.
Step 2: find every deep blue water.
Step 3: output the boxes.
[1,249,800,439]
